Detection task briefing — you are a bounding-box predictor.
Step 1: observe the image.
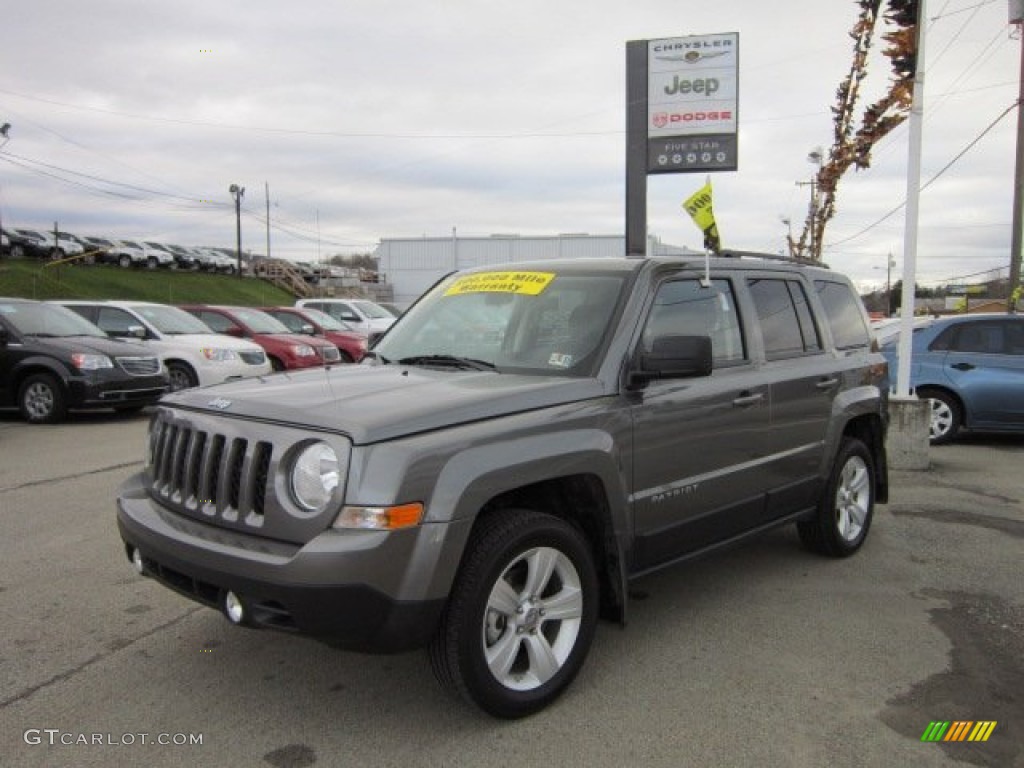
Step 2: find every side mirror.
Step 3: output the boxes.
[341,313,359,323]
[300,323,315,335]
[225,326,245,338]
[629,334,713,389]
[129,325,147,339]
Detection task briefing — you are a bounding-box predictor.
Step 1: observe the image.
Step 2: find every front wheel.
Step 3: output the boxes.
[429,509,599,719]
[19,373,67,424]
[798,437,875,557]
[166,362,198,391]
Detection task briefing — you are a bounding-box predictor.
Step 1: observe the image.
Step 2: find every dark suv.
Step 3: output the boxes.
[119,254,888,717]
[0,298,168,423]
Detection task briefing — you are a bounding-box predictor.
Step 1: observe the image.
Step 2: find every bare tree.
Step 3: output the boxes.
[789,0,918,262]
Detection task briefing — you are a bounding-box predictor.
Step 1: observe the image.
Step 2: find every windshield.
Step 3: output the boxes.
[353,300,394,320]
[373,270,625,376]
[229,308,291,334]
[0,302,107,338]
[298,307,348,331]
[129,304,213,335]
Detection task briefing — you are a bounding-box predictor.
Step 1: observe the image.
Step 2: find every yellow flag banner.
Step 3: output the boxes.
[682,181,721,253]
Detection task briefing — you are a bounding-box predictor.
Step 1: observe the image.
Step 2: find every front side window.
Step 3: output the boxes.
[642,278,745,365]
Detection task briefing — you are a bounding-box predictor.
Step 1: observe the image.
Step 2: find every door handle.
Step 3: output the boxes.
[732,392,764,407]
[815,378,839,390]
[951,362,975,371]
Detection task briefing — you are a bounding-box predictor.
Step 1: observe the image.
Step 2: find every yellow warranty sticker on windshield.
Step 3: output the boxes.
[445,271,555,296]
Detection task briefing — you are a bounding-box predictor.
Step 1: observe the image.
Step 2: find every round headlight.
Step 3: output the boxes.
[291,442,340,511]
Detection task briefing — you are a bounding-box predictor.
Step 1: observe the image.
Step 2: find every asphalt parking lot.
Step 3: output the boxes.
[0,410,1021,768]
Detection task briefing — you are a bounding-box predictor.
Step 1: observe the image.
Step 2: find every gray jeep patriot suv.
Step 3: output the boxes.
[118,253,888,718]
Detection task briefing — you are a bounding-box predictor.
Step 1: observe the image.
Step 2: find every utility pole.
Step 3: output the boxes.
[1009,0,1024,313]
[265,181,271,262]
[229,184,244,277]
[0,123,10,249]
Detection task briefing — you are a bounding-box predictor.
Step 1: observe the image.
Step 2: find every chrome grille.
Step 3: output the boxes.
[116,355,161,376]
[239,350,266,365]
[150,417,271,528]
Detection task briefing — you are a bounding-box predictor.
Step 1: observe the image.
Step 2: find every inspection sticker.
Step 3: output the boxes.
[445,271,555,296]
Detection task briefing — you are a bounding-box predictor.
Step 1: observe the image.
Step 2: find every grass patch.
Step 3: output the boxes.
[0,258,296,306]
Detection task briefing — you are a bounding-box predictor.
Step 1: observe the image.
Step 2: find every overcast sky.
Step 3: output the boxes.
[0,0,1018,290]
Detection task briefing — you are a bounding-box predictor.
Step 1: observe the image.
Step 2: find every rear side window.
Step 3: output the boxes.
[814,280,871,349]
[748,278,822,360]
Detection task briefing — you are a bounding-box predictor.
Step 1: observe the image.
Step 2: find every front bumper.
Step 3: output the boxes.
[68,373,167,409]
[116,473,454,653]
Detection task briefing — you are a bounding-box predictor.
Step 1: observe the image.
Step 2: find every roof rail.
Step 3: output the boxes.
[717,249,829,268]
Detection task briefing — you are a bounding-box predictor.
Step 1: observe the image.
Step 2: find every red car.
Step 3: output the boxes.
[260,306,369,363]
[179,305,341,371]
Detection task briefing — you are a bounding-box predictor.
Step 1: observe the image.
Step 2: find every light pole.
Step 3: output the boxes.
[806,147,824,261]
[0,123,10,248]
[229,184,244,277]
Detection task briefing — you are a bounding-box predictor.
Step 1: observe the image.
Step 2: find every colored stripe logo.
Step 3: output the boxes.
[921,721,997,742]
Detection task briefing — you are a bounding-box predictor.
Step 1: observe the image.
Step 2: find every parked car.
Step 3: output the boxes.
[142,242,185,270]
[59,300,272,391]
[6,228,54,259]
[260,306,368,362]
[106,239,173,269]
[163,244,200,270]
[0,298,168,423]
[120,254,889,717]
[294,298,396,335]
[80,236,118,264]
[881,313,1024,443]
[179,305,342,371]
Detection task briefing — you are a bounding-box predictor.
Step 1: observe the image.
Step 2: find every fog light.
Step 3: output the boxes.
[131,547,144,575]
[224,591,245,624]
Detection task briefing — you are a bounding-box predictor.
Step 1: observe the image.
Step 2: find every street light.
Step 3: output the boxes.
[0,123,10,249]
[229,183,244,277]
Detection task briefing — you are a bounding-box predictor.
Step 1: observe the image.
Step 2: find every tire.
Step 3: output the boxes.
[269,357,285,372]
[118,254,132,268]
[429,509,599,719]
[798,437,875,557]
[166,362,198,392]
[918,388,961,445]
[146,256,158,269]
[18,373,67,424]
[11,244,25,259]
[337,351,354,364]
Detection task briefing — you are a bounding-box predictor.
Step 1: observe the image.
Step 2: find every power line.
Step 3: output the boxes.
[825,102,1017,248]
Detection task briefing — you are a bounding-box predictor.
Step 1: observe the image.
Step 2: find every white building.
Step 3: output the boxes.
[375,233,696,305]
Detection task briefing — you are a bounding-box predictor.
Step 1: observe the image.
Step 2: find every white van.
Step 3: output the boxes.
[58,300,272,391]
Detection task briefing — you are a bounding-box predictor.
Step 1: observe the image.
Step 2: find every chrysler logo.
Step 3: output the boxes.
[207,397,233,410]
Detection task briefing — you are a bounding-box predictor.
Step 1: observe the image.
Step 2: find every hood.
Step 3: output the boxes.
[28,334,152,359]
[170,333,265,352]
[164,364,605,444]
[256,332,336,349]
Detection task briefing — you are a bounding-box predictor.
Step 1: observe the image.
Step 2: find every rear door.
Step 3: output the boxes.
[745,274,836,518]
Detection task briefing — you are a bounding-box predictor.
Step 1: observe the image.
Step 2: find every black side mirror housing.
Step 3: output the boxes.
[628,334,713,389]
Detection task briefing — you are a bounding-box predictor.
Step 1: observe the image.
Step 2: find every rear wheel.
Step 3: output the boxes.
[118,254,131,268]
[918,388,961,445]
[18,373,67,424]
[798,437,875,557]
[146,256,158,269]
[429,509,599,718]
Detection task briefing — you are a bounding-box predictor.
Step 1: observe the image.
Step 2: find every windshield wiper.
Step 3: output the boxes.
[396,354,496,371]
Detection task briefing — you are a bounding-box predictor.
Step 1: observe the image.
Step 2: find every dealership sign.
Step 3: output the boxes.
[640,32,739,173]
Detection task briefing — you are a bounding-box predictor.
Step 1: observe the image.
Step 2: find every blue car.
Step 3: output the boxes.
[881,314,1024,443]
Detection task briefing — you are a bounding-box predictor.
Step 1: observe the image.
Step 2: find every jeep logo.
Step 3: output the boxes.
[663,76,720,97]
